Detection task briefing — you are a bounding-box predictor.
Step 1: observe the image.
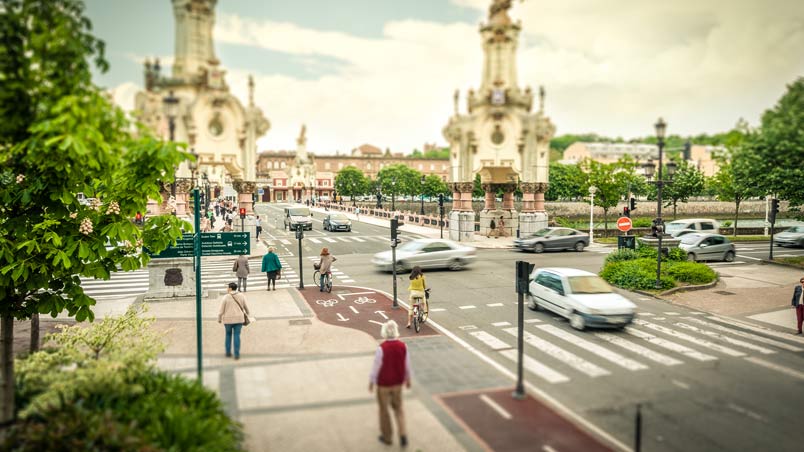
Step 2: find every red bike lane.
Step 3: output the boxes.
[298,285,438,339]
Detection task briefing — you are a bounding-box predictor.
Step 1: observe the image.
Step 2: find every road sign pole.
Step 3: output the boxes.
[297,225,305,290]
[193,188,203,382]
[513,261,527,400]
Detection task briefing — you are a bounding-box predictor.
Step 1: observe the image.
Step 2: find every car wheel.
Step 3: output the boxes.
[448,259,464,271]
[724,251,735,262]
[569,312,586,331]
[395,261,409,273]
[574,241,585,252]
[687,253,696,262]
[527,294,539,311]
[347,227,352,232]
[533,243,545,253]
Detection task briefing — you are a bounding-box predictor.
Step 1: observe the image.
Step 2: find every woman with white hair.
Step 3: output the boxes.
[369,320,411,447]
[261,246,282,291]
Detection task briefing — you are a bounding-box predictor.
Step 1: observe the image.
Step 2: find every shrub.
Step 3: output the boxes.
[666,262,717,285]
[604,249,639,264]
[632,217,654,228]
[600,259,674,291]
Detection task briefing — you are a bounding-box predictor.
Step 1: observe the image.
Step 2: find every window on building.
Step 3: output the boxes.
[325,162,330,170]
[367,163,372,170]
[281,162,286,168]
[323,180,329,187]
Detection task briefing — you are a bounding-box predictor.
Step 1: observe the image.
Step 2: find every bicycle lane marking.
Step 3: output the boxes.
[298,286,439,339]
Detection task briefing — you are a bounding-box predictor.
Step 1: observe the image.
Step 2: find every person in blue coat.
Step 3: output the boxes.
[792,276,804,334]
[261,247,282,291]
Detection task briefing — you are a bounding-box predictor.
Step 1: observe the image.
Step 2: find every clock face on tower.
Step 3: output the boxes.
[491,88,506,106]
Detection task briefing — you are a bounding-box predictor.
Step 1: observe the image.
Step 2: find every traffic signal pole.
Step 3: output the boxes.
[391,217,399,309]
[192,188,203,382]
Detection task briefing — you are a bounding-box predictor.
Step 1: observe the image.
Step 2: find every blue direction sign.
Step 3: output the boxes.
[147,232,250,258]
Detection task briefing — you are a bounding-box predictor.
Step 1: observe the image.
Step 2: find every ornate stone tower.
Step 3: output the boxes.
[286,125,317,202]
[135,0,270,217]
[442,0,554,240]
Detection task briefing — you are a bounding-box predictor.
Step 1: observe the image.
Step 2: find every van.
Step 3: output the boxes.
[284,205,313,231]
[664,218,719,237]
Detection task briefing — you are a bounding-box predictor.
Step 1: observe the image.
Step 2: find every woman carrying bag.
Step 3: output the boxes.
[218,282,250,360]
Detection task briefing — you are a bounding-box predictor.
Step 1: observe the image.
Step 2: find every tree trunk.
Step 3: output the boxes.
[603,208,609,237]
[0,315,14,424]
[734,199,741,236]
[29,313,39,353]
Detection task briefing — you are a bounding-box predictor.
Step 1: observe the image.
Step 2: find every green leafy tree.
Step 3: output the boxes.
[742,77,804,217]
[0,0,188,422]
[473,173,484,198]
[707,123,757,234]
[545,162,585,201]
[334,166,368,199]
[658,161,706,219]
[422,175,449,199]
[581,159,636,235]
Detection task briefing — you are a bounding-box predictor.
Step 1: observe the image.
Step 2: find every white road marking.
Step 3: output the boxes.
[690,312,706,315]
[278,239,291,245]
[671,380,690,390]
[323,238,337,243]
[664,312,681,316]
[348,306,358,314]
[341,279,355,283]
[638,312,655,316]
[351,237,366,242]
[674,322,776,354]
[633,319,745,357]
[542,446,559,452]
[727,403,766,422]
[537,325,648,371]
[595,333,683,366]
[500,349,570,384]
[375,311,389,320]
[337,237,353,242]
[469,331,511,350]
[625,327,717,362]
[368,320,384,326]
[502,328,610,377]
[430,308,447,312]
[486,303,505,307]
[707,315,804,345]
[744,356,804,381]
[309,238,322,244]
[682,317,802,352]
[459,325,478,330]
[524,319,543,323]
[492,321,512,327]
[336,313,349,322]
[479,394,512,420]
[459,305,477,310]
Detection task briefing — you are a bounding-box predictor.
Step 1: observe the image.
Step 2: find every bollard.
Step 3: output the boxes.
[635,403,642,452]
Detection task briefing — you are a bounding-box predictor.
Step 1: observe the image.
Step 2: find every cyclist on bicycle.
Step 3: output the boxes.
[317,247,337,292]
[406,266,427,329]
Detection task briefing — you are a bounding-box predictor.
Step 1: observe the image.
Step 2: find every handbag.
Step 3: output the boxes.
[276,270,281,279]
[230,294,253,326]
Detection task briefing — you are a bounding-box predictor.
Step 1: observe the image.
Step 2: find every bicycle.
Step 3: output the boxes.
[313,264,332,293]
[411,288,431,333]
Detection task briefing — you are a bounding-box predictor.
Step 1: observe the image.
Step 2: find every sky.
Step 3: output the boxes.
[85,0,804,155]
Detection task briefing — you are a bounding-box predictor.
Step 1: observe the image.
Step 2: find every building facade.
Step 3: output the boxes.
[563,142,723,177]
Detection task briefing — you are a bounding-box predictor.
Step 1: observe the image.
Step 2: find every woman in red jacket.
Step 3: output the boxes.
[369,320,411,447]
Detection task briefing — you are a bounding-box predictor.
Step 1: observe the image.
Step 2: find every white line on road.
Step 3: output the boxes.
[323,238,337,243]
[479,394,512,420]
[625,327,717,362]
[674,322,776,354]
[538,325,648,371]
[727,403,766,422]
[351,237,366,242]
[664,312,681,316]
[524,319,543,323]
[745,356,804,381]
[349,306,358,314]
[459,325,478,330]
[368,320,384,326]
[486,303,504,307]
[309,238,322,244]
[671,380,690,390]
[430,308,447,312]
[502,328,610,377]
[595,333,683,366]
[633,319,745,357]
[459,305,477,310]
[492,321,512,327]
[469,331,512,351]
[707,315,804,345]
[682,317,802,352]
[542,446,559,452]
[499,349,569,384]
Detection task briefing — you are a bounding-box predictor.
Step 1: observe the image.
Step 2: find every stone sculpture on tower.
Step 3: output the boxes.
[442,0,554,240]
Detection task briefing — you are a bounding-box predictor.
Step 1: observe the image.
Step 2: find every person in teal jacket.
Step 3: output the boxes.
[261,247,282,291]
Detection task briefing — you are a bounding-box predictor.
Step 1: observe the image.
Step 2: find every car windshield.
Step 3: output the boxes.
[568,276,613,294]
[398,241,424,252]
[330,214,347,220]
[786,226,804,233]
[680,234,704,245]
[289,208,310,216]
[665,222,686,232]
[529,228,553,237]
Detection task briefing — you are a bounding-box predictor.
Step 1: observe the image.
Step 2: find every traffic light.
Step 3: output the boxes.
[623,206,630,218]
[438,194,444,207]
[391,217,398,241]
[683,140,692,161]
[770,198,780,224]
[629,197,637,211]
[239,208,246,219]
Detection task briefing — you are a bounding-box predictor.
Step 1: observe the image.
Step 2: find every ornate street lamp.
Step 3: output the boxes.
[420,175,426,215]
[163,90,180,216]
[588,185,597,244]
[642,117,678,289]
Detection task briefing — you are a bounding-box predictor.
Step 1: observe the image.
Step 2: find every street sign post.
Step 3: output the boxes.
[616,217,633,233]
[146,232,250,258]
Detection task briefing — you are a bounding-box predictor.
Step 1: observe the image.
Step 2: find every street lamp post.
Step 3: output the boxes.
[351,182,356,207]
[391,178,397,212]
[202,173,210,217]
[642,117,677,289]
[163,90,179,216]
[588,185,597,244]
[376,181,382,209]
[420,175,425,215]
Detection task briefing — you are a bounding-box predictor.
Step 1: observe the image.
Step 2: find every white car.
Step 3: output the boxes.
[528,267,636,330]
[372,238,476,272]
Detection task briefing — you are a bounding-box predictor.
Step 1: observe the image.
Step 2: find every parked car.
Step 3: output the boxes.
[527,267,636,330]
[513,227,589,253]
[773,225,804,248]
[372,238,476,272]
[323,213,352,232]
[283,205,312,231]
[664,218,719,237]
[678,233,736,262]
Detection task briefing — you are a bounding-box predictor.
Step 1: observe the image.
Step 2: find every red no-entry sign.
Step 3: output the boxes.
[617,217,632,232]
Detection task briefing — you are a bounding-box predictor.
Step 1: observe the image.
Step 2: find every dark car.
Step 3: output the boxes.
[323,213,352,232]
[513,227,590,253]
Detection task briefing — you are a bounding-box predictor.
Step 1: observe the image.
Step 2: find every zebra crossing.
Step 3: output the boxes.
[460,314,804,385]
[268,234,399,246]
[79,256,306,299]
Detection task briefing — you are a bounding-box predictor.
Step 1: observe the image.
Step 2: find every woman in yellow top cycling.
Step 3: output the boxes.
[407,266,427,328]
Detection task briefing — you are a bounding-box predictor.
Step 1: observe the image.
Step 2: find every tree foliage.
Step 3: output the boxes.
[657,160,705,219]
[580,158,641,234]
[333,166,368,198]
[545,162,585,201]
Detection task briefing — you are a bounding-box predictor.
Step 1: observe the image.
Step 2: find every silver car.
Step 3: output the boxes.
[513,227,589,253]
[773,225,804,248]
[323,213,352,232]
[678,233,736,262]
[372,238,476,272]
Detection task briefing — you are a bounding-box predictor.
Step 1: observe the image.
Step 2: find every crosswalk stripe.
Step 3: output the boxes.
[594,333,683,366]
[351,237,366,242]
[625,327,717,362]
[309,238,322,243]
[278,239,291,245]
[537,325,648,371]
[707,315,804,345]
[744,356,804,381]
[499,349,569,384]
[323,238,337,243]
[633,319,745,357]
[674,322,776,354]
[682,317,802,352]
[336,237,353,242]
[502,328,610,377]
[469,331,512,350]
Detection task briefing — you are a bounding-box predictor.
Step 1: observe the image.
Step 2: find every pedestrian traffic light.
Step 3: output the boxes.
[630,197,637,211]
[770,198,780,223]
[438,194,444,207]
[239,208,246,219]
[623,206,630,218]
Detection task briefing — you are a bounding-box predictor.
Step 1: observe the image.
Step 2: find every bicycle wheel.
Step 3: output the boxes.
[326,274,332,293]
[413,308,421,333]
[313,270,321,288]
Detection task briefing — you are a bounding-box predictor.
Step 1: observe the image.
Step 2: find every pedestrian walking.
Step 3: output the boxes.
[261,246,282,290]
[255,215,262,239]
[317,247,337,292]
[356,207,361,221]
[369,320,411,447]
[792,276,804,334]
[497,215,506,237]
[217,282,249,360]
[233,254,250,292]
